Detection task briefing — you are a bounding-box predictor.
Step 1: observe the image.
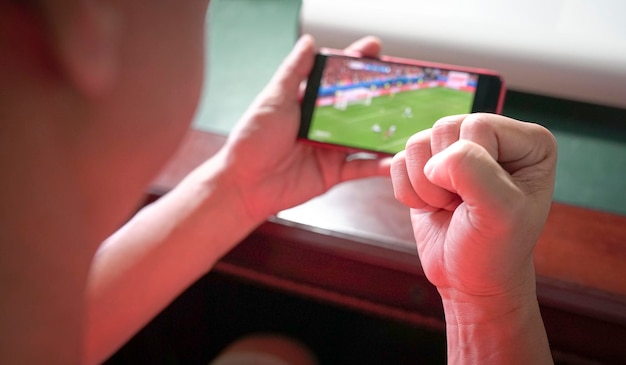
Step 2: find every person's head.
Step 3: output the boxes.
[0,0,210,239]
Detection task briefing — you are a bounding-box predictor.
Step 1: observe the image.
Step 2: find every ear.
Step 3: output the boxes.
[47,0,121,97]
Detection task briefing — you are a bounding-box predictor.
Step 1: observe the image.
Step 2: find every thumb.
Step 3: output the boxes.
[424,140,524,231]
[228,34,316,143]
[257,34,315,108]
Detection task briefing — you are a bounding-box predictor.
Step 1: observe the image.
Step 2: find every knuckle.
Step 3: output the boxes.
[431,115,462,137]
[404,130,430,159]
[460,113,494,135]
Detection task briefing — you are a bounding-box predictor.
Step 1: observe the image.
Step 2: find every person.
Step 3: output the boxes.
[0,1,555,364]
[403,106,413,118]
[390,113,557,364]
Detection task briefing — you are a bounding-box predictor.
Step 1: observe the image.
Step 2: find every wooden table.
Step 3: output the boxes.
[149,128,626,363]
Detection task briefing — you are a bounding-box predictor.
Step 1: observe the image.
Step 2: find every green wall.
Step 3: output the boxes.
[194,0,626,216]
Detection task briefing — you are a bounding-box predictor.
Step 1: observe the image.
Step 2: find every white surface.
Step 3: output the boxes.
[300,0,626,109]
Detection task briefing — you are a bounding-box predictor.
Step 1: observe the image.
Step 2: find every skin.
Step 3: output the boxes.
[0,0,556,363]
[1,1,389,363]
[85,34,392,364]
[391,114,557,364]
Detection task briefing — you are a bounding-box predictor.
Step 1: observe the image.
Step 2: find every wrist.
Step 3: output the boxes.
[437,261,539,325]
[437,281,552,364]
[184,150,262,223]
[166,153,263,259]
[438,284,538,326]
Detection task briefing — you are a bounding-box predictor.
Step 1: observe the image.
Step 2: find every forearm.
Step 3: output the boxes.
[84,153,260,364]
[440,286,553,365]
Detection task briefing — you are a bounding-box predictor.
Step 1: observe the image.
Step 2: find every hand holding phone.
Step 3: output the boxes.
[299,49,506,155]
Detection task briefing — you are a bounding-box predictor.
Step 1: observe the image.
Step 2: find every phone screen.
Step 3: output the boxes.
[300,53,504,155]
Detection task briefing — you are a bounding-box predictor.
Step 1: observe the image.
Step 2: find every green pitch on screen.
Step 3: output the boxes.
[309,87,473,154]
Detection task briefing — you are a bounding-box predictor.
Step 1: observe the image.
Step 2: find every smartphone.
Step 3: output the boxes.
[299,49,506,155]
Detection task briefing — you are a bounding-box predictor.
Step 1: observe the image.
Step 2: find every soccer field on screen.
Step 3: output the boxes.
[309,87,474,154]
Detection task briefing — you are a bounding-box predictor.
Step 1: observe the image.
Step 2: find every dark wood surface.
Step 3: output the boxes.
[149,128,626,362]
[153,129,626,296]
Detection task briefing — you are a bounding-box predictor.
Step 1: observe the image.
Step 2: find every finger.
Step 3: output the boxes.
[457,113,558,175]
[424,140,524,230]
[344,36,382,58]
[429,114,465,155]
[390,150,426,208]
[340,155,393,181]
[260,34,316,106]
[405,130,461,210]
